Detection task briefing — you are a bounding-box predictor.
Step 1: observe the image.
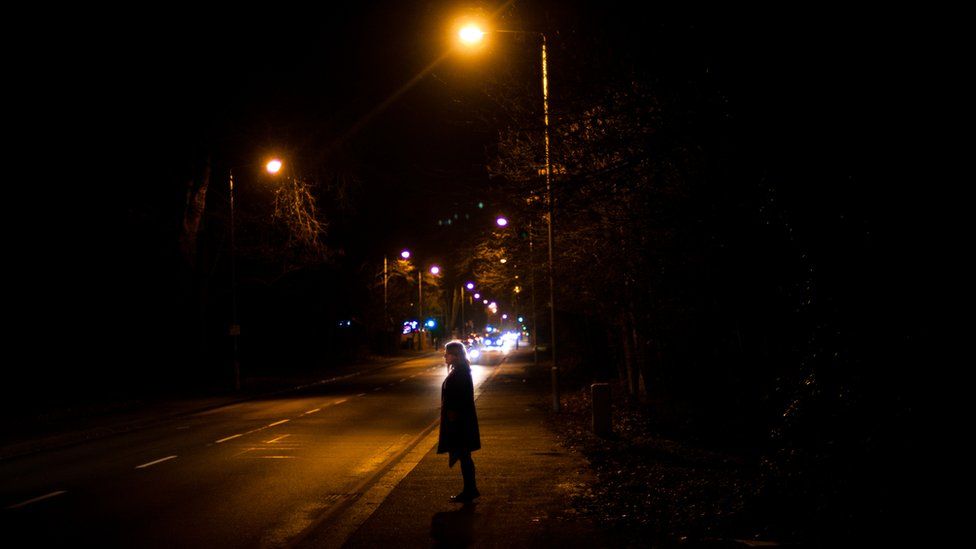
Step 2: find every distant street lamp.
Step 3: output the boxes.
[457,23,561,411]
[496,216,508,227]
[229,158,284,390]
[399,250,443,350]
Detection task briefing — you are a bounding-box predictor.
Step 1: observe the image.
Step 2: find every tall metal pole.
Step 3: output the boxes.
[418,269,423,350]
[459,284,465,338]
[530,222,539,366]
[383,255,388,329]
[541,34,559,412]
[229,169,240,391]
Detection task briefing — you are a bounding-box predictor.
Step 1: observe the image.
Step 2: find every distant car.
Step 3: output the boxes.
[478,336,507,356]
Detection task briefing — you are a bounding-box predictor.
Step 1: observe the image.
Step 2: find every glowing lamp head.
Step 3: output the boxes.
[430,266,440,275]
[496,216,508,227]
[458,24,485,46]
[400,250,411,259]
[474,293,480,299]
[466,282,475,290]
[266,159,283,174]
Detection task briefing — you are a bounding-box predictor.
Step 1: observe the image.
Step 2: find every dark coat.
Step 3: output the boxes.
[437,363,481,455]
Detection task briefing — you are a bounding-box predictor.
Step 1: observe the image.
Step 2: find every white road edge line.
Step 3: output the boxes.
[267,419,290,427]
[334,399,348,405]
[6,491,68,510]
[303,408,321,415]
[266,434,290,443]
[135,455,178,469]
[357,393,367,397]
[216,434,243,443]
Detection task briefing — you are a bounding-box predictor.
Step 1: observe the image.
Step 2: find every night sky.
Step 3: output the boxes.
[8,2,947,403]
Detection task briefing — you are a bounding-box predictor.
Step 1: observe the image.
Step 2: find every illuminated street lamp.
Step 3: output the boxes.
[474,293,480,299]
[458,23,485,46]
[399,252,442,349]
[229,158,284,390]
[496,216,508,227]
[466,282,475,290]
[457,22,561,411]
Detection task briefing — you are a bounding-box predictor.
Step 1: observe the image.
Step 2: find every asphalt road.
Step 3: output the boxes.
[0,352,505,547]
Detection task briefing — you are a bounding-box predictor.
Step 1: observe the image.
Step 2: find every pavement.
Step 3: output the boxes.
[0,350,437,461]
[1,347,608,547]
[298,348,607,548]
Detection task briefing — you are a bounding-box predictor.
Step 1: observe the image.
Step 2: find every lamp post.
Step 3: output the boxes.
[400,249,442,350]
[459,25,560,411]
[229,158,283,390]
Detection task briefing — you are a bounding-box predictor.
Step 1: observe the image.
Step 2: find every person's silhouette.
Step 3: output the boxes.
[437,341,481,502]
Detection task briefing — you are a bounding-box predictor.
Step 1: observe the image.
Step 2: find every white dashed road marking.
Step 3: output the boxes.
[6,491,67,510]
[135,455,178,469]
[216,434,243,444]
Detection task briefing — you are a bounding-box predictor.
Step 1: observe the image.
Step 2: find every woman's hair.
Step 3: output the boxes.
[444,340,471,368]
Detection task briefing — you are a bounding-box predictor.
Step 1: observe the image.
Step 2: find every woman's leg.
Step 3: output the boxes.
[459,451,478,496]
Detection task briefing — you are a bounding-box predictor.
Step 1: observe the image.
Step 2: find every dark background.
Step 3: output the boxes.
[5,3,949,541]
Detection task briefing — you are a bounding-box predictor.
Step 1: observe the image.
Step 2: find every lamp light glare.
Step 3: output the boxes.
[459,24,485,45]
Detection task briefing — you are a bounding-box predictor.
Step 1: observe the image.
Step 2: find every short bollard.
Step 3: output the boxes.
[591,383,612,437]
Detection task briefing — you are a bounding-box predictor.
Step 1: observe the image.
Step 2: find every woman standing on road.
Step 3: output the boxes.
[437,340,481,502]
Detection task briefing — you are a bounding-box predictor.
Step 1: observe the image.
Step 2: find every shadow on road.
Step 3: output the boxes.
[430,502,478,547]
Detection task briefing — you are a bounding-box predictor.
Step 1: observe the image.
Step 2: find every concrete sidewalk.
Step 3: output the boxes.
[324,349,607,548]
